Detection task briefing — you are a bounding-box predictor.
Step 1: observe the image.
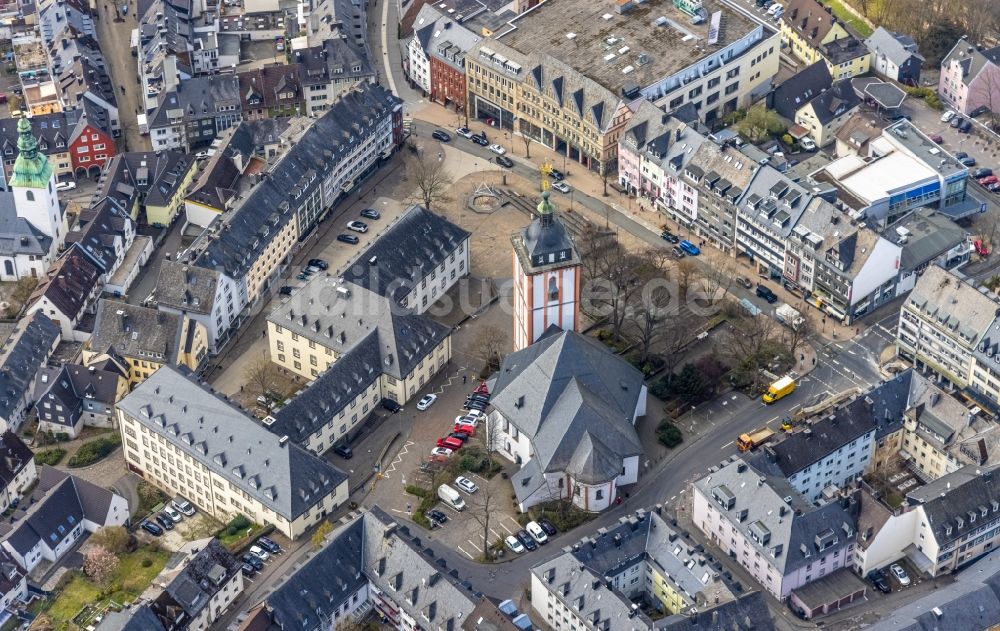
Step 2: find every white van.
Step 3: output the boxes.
[438,484,466,511]
[526,521,548,544]
[766,2,783,14]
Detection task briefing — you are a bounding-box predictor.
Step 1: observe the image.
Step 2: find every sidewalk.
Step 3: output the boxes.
[412,101,863,346]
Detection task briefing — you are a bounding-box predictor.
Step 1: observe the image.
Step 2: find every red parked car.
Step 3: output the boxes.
[979,175,998,186]
[436,437,464,451]
[453,423,475,436]
[975,239,990,256]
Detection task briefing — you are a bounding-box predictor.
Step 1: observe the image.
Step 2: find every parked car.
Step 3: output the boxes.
[471,134,489,147]
[241,563,257,578]
[337,234,360,244]
[956,151,969,160]
[679,240,700,256]
[163,505,183,523]
[448,432,470,443]
[975,239,990,256]
[941,110,956,123]
[671,246,685,258]
[305,265,321,274]
[799,137,817,151]
[979,175,998,186]
[890,563,910,586]
[454,415,480,427]
[257,536,282,553]
[427,509,448,524]
[249,545,270,561]
[496,155,514,168]
[929,134,943,144]
[455,476,479,494]
[436,437,463,451]
[548,168,565,180]
[488,143,506,155]
[951,116,964,128]
[660,231,680,243]
[416,394,437,410]
[455,126,473,138]
[195,150,210,159]
[279,286,294,296]
[430,446,453,458]
[538,518,558,537]
[869,569,891,594]
[346,220,368,233]
[333,444,353,459]
[756,283,778,303]
[308,258,329,270]
[242,553,263,571]
[505,535,525,554]
[56,181,76,192]
[432,130,452,142]
[526,521,548,544]
[551,181,571,194]
[382,399,402,413]
[453,423,475,436]
[360,208,381,220]
[140,520,163,536]
[736,276,753,290]
[959,119,973,133]
[516,530,538,551]
[464,409,487,422]
[989,182,1000,192]
[961,156,978,167]
[155,514,175,530]
[973,168,994,178]
[172,497,196,516]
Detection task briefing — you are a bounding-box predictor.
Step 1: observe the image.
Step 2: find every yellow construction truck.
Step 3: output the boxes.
[762,375,796,404]
[737,427,775,452]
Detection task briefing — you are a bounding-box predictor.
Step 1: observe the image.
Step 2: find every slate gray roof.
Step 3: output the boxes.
[268,277,450,381]
[0,432,33,489]
[28,244,101,321]
[269,333,382,444]
[90,299,185,365]
[189,83,400,281]
[117,366,349,521]
[941,37,1000,87]
[803,79,860,125]
[340,205,470,305]
[95,151,192,211]
[65,200,135,275]
[0,191,52,257]
[655,592,773,630]
[148,75,242,130]
[532,509,734,628]
[492,329,643,440]
[738,165,812,239]
[155,261,219,316]
[184,124,256,212]
[770,61,833,120]
[261,507,476,629]
[888,208,968,272]
[694,458,859,575]
[1,467,122,556]
[94,606,165,631]
[0,312,59,422]
[34,363,121,429]
[149,538,241,627]
[865,547,1000,631]
[417,5,482,74]
[294,38,375,88]
[907,465,1000,547]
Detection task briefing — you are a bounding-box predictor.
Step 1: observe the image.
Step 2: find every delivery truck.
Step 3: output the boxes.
[737,427,775,452]
[775,303,805,330]
[762,375,795,404]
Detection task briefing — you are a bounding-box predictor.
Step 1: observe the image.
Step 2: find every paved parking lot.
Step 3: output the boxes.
[431,471,525,561]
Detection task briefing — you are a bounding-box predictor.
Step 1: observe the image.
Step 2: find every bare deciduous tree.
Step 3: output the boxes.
[474,325,508,375]
[244,353,280,400]
[407,150,453,211]
[11,276,37,309]
[467,481,500,560]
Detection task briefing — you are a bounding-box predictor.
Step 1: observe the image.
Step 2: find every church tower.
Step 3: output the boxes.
[510,189,581,351]
[10,118,65,253]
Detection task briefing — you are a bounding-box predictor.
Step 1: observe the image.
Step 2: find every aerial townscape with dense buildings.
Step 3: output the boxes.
[0,0,999,628]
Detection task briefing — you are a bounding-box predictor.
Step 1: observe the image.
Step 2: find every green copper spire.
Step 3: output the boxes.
[10,117,53,189]
[537,190,555,226]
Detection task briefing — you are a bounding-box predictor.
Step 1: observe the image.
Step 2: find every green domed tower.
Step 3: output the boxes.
[10,117,63,249]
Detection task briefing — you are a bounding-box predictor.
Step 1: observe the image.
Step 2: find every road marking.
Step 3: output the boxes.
[848,350,857,355]
[670,495,677,501]
[490,529,503,540]
[790,404,801,411]
[832,359,841,366]
[499,522,513,534]
[381,440,414,478]
[720,440,734,450]
[457,545,475,560]
[390,508,409,515]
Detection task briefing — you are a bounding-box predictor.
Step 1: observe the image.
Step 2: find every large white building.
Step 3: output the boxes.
[116,366,350,539]
[492,329,646,513]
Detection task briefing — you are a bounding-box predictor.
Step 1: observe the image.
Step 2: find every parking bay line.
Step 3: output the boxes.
[457,545,475,560]
[499,521,514,535]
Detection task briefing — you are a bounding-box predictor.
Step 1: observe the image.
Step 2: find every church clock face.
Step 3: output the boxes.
[533,248,572,267]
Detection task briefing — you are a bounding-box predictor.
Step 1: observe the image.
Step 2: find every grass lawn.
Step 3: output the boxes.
[823,0,874,37]
[44,545,170,628]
